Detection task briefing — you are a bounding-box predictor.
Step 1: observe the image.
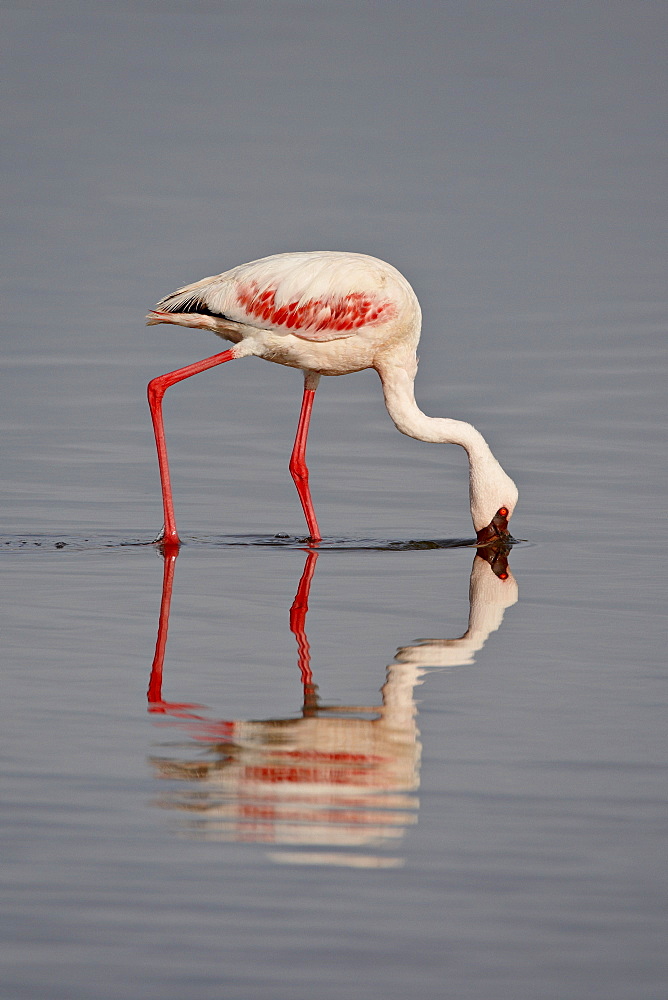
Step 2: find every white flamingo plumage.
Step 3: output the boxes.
[147,251,518,546]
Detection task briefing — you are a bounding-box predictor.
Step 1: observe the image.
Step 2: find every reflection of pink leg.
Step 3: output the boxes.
[289,550,319,708]
[147,549,177,707]
[148,348,237,546]
[289,380,321,541]
[147,548,206,718]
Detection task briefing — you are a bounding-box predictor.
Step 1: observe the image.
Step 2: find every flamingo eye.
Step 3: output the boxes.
[498,507,509,517]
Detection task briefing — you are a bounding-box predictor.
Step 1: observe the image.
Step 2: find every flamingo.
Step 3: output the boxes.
[147,251,518,546]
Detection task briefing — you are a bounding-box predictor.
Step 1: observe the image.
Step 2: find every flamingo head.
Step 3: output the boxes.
[471,464,519,545]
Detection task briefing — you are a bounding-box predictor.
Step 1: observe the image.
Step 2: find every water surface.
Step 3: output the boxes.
[2,3,666,999]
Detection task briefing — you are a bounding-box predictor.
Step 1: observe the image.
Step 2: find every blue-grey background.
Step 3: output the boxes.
[2,2,666,999]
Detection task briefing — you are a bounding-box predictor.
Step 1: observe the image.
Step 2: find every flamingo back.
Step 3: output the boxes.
[150,251,418,344]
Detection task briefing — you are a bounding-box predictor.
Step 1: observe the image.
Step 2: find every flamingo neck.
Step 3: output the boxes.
[376,363,515,531]
[377,364,493,456]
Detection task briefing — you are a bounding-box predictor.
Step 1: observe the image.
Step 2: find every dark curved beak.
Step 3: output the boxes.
[476,507,513,546]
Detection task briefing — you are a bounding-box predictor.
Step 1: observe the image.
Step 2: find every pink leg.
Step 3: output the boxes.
[289,378,321,541]
[147,349,237,546]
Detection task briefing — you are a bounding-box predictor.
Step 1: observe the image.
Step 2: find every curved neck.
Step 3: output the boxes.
[376,364,493,463]
[376,362,517,532]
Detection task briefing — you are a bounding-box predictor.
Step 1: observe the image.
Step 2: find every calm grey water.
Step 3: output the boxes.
[2,3,666,999]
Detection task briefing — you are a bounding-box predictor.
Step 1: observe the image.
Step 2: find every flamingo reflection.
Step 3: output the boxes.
[147,545,517,867]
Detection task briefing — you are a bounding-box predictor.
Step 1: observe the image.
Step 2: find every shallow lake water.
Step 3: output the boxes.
[2,3,667,999]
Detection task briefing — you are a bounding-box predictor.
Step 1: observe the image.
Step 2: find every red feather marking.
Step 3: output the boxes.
[236,283,395,334]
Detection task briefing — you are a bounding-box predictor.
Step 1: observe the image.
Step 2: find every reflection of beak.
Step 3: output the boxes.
[476,507,512,546]
[475,541,511,579]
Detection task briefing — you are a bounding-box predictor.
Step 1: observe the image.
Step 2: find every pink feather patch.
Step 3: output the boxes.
[236,283,395,337]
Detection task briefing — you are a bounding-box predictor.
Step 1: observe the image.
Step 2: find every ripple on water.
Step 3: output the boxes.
[0,532,499,554]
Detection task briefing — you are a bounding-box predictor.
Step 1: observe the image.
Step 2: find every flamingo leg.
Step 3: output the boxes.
[289,373,322,541]
[147,349,237,546]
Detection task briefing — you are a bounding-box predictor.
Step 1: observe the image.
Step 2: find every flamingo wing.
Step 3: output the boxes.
[152,251,400,343]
